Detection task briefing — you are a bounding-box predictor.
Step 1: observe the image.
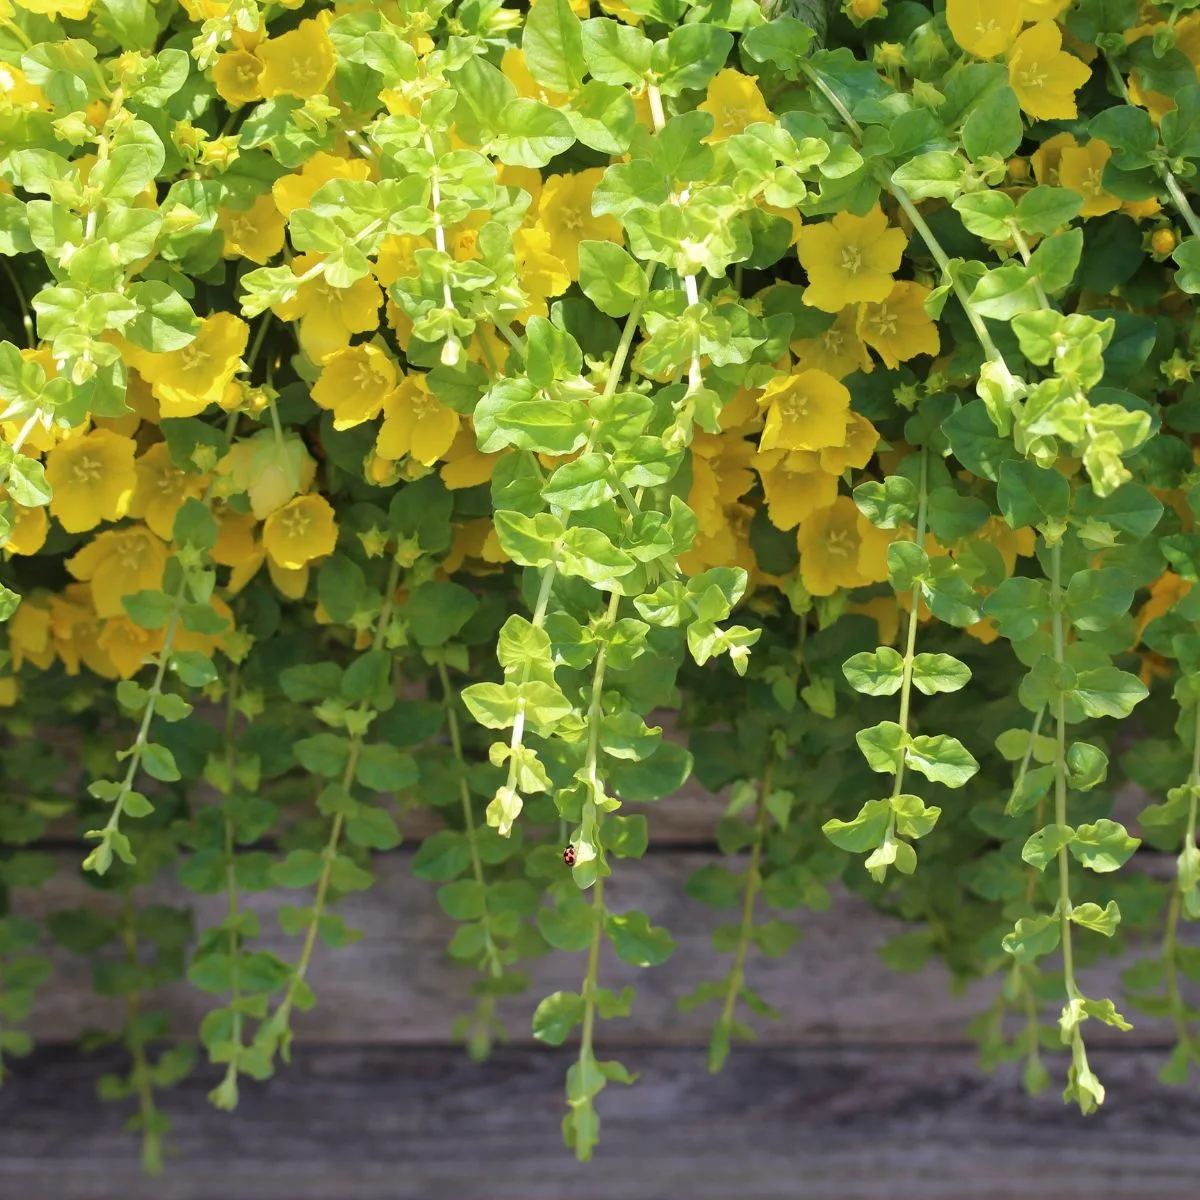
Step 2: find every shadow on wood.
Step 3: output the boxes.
[0,1044,1196,1200]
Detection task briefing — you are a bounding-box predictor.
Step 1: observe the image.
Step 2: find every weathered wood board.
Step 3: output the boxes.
[15,849,1184,1047]
[0,1044,1195,1200]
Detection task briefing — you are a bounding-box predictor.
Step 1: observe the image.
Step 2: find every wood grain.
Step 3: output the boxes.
[0,1043,1194,1200]
[15,850,1184,1048]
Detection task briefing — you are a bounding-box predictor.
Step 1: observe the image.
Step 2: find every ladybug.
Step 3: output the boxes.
[562,844,577,867]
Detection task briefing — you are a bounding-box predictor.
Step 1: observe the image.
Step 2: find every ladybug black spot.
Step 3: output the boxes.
[562,845,576,867]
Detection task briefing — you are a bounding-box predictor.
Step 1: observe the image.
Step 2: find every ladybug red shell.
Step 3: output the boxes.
[562,844,577,867]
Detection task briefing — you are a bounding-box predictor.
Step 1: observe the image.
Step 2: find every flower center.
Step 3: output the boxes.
[180,342,209,371]
[411,389,436,419]
[1083,167,1104,196]
[292,55,322,85]
[780,390,810,420]
[1018,62,1049,91]
[229,215,253,242]
[827,529,854,559]
[822,329,845,353]
[281,507,310,538]
[561,207,583,232]
[840,243,863,275]
[117,536,146,570]
[156,466,184,495]
[869,305,898,337]
[70,454,102,485]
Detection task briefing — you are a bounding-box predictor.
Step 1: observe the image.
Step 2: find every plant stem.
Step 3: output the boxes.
[121,892,162,1175]
[264,555,403,1050]
[437,659,502,979]
[712,762,772,1073]
[1049,543,1077,1000]
[890,449,928,805]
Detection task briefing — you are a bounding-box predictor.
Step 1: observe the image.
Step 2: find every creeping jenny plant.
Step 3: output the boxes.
[1,0,1200,1168]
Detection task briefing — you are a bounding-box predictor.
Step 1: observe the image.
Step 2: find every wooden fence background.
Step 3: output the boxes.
[1,775,1198,1198]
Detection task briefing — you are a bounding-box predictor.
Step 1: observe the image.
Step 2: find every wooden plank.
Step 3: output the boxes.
[15,850,1184,1047]
[0,1044,1195,1200]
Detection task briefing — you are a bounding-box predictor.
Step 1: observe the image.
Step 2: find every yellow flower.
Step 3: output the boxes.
[217,193,286,264]
[797,497,892,596]
[819,412,880,474]
[312,344,397,430]
[267,558,311,599]
[968,516,1036,577]
[856,282,940,369]
[373,234,432,287]
[274,253,382,362]
[1057,139,1121,218]
[513,226,571,321]
[0,64,48,110]
[212,50,264,106]
[97,616,164,680]
[758,369,851,453]
[129,443,208,541]
[49,584,111,677]
[136,312,248,418]
[1018,0,1071,16]
[272,151,372,217]
[441,427,501,490]
[66,525,169,618]
[13,0,91,17]
[754,448,839,529]
[500,48,566,106]
[497,163,543,213]
[848,595,900,646]
[2,496,47,555]
[536,169,623,278]
[212,506,265,593]
[796,205,907,313]
[945,0,1022,59]
[255,17,335,100]
[262,494,338,569]
[1030,131,1076,186]
[697,68,773,142]
[376,374,459,466]
[219,431,317,519]
[791,309,873,379]
[8,593,54,671]
[1008,22,1092,122]
[689,433,756,536]
[45,429,138,533]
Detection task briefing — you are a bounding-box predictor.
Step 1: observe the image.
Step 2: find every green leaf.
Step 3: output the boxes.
[1070,900,1121,937]
[855,721,906,774]
[1021,823,1074,872]
[1015,186,1083,237]
[122,590,174,630]
[853,476,918,528]
[961,86,1022,162]
[891,793,940,840]
[953,191,1016,242]
[891,151,965,201]
[842,646,904,696]
[1066,743,1108,792]
[605,910,675,967]
[1069,819,1140,873]
[294,734,352,779]
[493,99,576,168]
[355,745,419,792]
[981,576,1048,641]
[996,460,1069,530]
[1028,228,1082,295]
[577,241,646,318]
[1069,668,1147,720]
[651,25,733,97]
[906,734,979,788]
[541,454,614,510]
[6,456,51,508]
[1064,568,1135,633]
[910,653,971,696]
[522,0,585,94]
[1161,84,1200,160]
[412,830,471,882]
[823,798,890,852]
[532,990,585,1046]
[142,743,180,783]
[1002,914,1061,964]
[406,581,478,647]
[970,264,1041,320]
